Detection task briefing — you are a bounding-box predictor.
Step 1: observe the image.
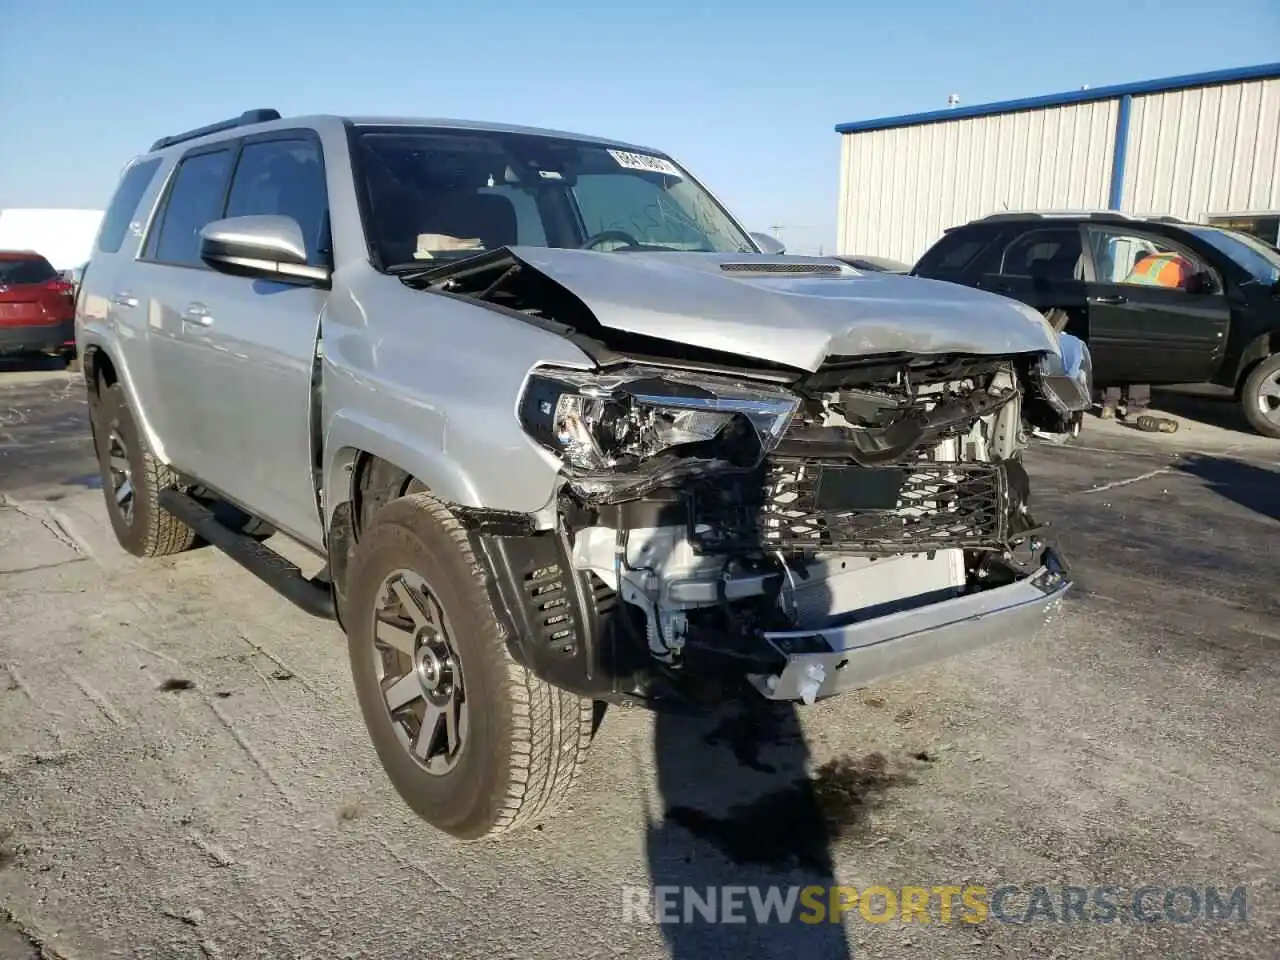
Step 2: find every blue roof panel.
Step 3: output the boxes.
[835,62,1280,134]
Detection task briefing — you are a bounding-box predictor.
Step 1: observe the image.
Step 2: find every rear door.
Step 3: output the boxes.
[1080,225,1230,384]
[176,131,332,547]
[978,225,1089,312]
[132,143,238,479]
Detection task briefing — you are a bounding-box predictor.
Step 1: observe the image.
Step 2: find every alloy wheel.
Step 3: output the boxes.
[371,569,468,775]
[1255,370,1280,427]
[106,429,136,524]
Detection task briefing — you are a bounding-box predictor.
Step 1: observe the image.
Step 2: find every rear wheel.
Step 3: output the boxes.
[1241,355,1280,439]
[95,383,195,557]
[346,492,594,840]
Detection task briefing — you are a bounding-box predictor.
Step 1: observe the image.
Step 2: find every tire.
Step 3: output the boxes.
[1241,355,1280,439]
[95,383,196,557]
[346,492,594,840]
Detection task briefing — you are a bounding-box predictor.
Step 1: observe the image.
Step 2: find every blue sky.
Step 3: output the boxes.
[2,0,1277,255]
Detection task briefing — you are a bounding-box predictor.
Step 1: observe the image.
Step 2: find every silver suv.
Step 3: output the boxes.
[76,109,1089,840]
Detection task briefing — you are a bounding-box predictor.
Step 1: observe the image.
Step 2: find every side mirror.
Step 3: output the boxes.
[750,231,786,256]
[200,215,330,286]
[1183,271,1216,295]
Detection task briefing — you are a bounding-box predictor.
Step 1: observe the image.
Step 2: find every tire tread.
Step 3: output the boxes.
[370,492,594,837]
[99,384,195,558]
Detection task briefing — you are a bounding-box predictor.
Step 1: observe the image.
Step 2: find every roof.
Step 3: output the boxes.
[835,61,1280,135]
[146,111,659,157]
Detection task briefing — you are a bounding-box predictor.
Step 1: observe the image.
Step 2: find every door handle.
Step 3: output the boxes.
[112,292,138,308]
[182,302,214,327]
[1088,294,1127,305]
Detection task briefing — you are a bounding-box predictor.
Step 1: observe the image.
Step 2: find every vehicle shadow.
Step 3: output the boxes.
[0,354,73,376]
[645,699,854,957]
[1175,453,1280,523]
[642,562,858,958]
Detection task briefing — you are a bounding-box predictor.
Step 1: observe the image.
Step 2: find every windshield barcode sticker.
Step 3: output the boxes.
[607,149,682,178]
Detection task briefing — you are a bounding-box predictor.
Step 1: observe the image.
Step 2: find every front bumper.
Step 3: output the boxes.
[749,547,1071,703]
[0,319,74,355]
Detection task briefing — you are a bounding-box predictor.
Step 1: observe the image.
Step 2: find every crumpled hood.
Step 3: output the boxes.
[503,247,1060,371]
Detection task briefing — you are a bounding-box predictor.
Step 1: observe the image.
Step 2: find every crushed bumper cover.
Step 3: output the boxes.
[750,547,1071,702]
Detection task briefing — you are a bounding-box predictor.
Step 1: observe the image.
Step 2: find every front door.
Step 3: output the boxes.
[1081,226,1231,384]
[179,132,333,548]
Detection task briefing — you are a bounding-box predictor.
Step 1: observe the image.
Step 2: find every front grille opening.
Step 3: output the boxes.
[760,460,1008,554]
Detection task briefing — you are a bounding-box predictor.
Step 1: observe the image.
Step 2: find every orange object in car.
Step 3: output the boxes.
[1126,251,1193,288]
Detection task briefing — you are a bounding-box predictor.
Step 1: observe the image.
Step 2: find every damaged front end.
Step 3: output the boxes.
[411,249,1081,708]
[474,351,1074,709]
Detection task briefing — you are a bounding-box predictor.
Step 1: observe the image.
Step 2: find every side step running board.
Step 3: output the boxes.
[158,490,336,621]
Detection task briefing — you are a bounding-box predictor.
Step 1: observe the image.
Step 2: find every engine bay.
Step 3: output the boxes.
[513,354,1058,705]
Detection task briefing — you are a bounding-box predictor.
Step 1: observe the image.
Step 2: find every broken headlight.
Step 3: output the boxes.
[1034,332,1093,416]
[519,365,800,471]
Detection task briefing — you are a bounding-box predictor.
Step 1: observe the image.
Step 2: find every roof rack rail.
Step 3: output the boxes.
[974,209,1190,225]
[149,108,282,152]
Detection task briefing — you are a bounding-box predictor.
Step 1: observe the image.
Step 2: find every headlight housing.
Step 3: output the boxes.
[519,364,800,473]
[1035,333,1093,415]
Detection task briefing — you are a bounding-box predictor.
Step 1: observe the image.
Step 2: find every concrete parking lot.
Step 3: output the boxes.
[1,364,1277,960]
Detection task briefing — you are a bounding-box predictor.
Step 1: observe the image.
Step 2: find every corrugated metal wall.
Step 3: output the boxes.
[1122,77,1280,218]
[837,100,1117,263]
[837,74,1280,263]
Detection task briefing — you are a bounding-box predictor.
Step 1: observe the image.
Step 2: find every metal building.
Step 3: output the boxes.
[835,62,1280,265]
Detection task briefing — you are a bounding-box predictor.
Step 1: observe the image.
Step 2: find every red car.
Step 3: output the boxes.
[0,250,78,365]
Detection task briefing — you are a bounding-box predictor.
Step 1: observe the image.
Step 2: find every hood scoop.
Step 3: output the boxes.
[719,261,844,275]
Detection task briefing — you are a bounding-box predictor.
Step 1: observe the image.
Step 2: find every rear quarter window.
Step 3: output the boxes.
[97,157,163,255]
[913,230,990,275]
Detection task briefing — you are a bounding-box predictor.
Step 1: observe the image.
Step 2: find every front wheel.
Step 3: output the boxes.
[1241,355,1280,439]
[345,492,595,840]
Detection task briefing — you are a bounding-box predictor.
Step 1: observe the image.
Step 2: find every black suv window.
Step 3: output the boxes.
[1084,225,1218,292]
[914,232,989,274]
[97,158,162,255]
[149,149,234,267]
[1001,227,1084,282]
[224,138,330,265]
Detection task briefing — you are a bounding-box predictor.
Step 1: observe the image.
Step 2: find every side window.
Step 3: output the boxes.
[149,149,234,266]
[914,233,987,275]
[1001,228,1085,282]
[224,138,330,265]
[97,158,163,255]
[1084,226,1217,292]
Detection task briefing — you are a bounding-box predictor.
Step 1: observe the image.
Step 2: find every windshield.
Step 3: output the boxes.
[1184,226,1280,285]
[0,256,57,285]
[352,127,756,269]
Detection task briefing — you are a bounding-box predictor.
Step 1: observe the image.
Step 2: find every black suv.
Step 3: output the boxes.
[912,212,1280,438]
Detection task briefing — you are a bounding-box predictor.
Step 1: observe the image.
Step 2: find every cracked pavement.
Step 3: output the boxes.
[1,367,1277,959]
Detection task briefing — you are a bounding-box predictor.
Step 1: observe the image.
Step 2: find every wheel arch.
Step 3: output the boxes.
[80,342,172,463]
[1232,329,1280,397]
